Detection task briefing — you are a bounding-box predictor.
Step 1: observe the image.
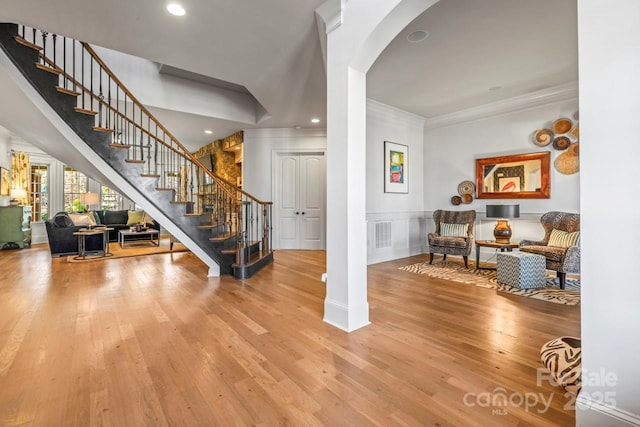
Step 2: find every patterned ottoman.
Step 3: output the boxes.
[497,252,546,289]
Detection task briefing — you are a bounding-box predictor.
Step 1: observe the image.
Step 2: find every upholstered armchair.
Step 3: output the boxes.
[428,209,476,268]
[519,211,580,289]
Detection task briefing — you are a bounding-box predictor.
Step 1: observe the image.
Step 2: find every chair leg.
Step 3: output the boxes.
[558,272,566,290]
[442,254,447,261]
[429,253,434,264]
[463,256,468,269]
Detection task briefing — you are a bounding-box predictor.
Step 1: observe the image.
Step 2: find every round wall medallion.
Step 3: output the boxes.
[461,193,473,204]
[553,136,571,150]
[552,118,573,134]
[534,129,553,146]
[457,180,475,196]
[451,195,462,205]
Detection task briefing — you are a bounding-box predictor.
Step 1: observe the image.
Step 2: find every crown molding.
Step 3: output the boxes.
[315,0,344,34]
[425,81,579,130]
[367,98,426,128]
[244,128,327,140]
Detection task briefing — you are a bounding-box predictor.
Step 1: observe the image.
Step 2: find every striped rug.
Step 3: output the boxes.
[399,259,580,306]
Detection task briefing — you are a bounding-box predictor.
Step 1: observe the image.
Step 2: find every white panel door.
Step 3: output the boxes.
[275,152,325,249]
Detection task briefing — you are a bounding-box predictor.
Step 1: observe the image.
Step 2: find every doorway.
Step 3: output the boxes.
[273,151,326,249]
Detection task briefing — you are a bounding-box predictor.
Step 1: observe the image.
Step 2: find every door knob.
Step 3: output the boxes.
[301,212,305,215]
[295,212,299,215]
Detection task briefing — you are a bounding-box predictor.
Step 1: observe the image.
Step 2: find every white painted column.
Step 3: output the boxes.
[319,0,437,331]
[577,0,640,424]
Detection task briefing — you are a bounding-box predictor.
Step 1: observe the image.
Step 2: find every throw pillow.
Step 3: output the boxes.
[548,229,580,248]
[440,222,469,237]
[54,213,74,228]
[69,213,97,227]
[91,211,102,225]
[126,210,145,226]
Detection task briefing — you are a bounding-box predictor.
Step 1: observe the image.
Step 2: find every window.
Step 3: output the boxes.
[101,185,123,211]
[30,164,48,221]
[63,166,88,212]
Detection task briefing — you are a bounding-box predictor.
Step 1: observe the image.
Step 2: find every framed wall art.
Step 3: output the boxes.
[0,167,9,196]
[384,141,408,193]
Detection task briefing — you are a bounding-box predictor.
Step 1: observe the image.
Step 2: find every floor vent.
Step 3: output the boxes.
[375,221,392,249]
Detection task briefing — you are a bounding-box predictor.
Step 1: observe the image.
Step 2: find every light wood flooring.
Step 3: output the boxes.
[0,245,580,426]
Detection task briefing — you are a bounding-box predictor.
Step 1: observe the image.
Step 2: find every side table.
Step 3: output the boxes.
[73,227,113,260]
[475,240,519,270]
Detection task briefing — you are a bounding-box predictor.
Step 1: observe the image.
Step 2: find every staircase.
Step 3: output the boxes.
[0,23,273,279]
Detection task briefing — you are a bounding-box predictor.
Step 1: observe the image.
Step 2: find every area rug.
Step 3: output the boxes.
[66,238,188,263]
[399,259,580,306]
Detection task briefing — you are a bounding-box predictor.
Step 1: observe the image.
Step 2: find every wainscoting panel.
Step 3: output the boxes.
[367,212,426,265]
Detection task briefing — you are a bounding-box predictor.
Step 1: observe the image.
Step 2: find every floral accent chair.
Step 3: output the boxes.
[428,209,476,268]
[519,211,580,289]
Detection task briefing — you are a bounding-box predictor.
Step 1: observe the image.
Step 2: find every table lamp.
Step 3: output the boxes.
[80,192,99,211]
[486,204,520,244]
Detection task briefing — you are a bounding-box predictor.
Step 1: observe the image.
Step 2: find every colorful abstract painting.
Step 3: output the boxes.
[384,141,408,193]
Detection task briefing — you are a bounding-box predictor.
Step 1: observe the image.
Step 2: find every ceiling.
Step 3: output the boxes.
[0,0,577,152]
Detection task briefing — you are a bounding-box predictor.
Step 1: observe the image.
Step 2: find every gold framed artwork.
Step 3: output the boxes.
[0,167,9,196]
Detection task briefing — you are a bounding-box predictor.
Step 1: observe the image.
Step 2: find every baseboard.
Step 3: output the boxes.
[323,297,370,332]
[576,394,640,426]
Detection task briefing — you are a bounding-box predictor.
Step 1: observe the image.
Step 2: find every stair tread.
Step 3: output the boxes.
[183,213,203,217]
[210,233,233,242]
[109,143,131,149]
[57,86,81,97]
[93,126,111,133]
[74,107,98,116]
[140,174,160,178]
[197,224,224,229]
[170,200,194,204]
[156,188,176,192]
[35,63,61,75]
[124,159,145,164]
[233,251,273,268]
[14,36,42,51]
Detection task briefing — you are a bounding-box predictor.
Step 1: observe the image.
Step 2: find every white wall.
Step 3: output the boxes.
[366,99,426,264]
[243,128,327,203]
[577,0,640,424]
[423,94,580,261]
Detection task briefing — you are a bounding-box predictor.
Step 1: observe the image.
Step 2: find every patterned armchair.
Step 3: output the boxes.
[428,209,476,268]
[519,211,580,289]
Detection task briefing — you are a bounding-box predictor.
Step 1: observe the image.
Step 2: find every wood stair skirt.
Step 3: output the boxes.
[0,22,273,278]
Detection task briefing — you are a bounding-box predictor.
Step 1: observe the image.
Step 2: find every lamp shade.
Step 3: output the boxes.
[486,204,520,219]
[80,192,99,206]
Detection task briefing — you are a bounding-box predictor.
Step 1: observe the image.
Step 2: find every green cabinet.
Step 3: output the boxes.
[0,206,31,249]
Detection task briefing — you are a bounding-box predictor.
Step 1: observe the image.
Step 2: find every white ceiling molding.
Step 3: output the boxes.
[424,81,579,130]
[244,128,327,140]
[367,98,426,129]
[315,0,345,71]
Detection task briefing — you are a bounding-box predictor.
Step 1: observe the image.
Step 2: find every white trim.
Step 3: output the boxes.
[244,128,327,140]
[367,98,426,128]
[323,297,370,332]
[577,394,640,426]
[315,0,344,34]
[425,81,579,130]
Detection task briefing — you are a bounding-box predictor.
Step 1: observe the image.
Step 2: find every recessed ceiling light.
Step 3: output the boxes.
[489,86,503,91]
[311,118,320,124]
[204,130,213,134]
[167,3,186,16]
[407,30,429,43]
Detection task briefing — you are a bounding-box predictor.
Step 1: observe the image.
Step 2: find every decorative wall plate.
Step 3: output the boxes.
[553,136,571,150]
[451,195,462,205]
[457,180,475,196]
[552,118,573,134]
[555,143,579,175]
[534,129,553,146]
[461,193,473,204]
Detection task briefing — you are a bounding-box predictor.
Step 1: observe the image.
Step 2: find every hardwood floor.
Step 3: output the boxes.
[0,246,580,426]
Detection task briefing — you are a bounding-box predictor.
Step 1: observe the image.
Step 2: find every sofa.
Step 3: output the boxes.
[45,209,160,257]
[45,212,104,257]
